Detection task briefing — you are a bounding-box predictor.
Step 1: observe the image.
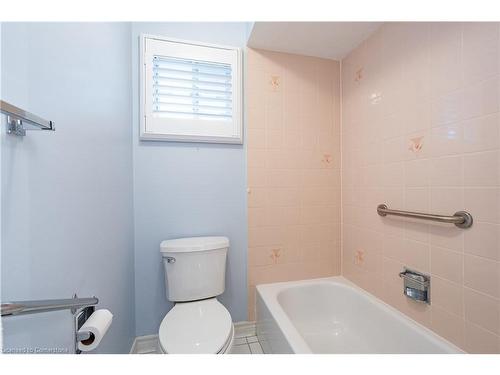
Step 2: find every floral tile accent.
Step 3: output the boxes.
[270,248,281,264]
[354,249,365,265]
[322,153,333,165]
[270,75,281,91]
[408,136,424,153]
[355,67,364,82]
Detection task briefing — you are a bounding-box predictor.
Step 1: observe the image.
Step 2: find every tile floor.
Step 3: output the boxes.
[229,327,264,354]
[134,322,265,354]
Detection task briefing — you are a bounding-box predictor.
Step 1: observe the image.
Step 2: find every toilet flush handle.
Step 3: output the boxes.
[165,256,176,264]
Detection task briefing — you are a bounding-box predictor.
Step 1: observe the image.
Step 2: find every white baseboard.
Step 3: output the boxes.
[129,334,159,354]
[233,321,256,338]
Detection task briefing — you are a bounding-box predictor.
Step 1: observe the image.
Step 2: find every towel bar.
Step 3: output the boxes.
[1,100,55,136]
[1,295,98,316]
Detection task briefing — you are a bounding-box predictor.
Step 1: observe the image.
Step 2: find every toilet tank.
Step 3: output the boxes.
[160,236,229,302]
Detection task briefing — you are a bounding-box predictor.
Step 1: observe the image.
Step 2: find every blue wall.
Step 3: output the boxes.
[0,23,136,353]
[131,23,249,336]
[0,22,250,351]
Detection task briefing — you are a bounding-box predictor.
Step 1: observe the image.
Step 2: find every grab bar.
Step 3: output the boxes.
[377,204,473,228]
[1,295,98,316]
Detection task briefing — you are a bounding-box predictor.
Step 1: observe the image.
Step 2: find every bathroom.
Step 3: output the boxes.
[1,0,500,372]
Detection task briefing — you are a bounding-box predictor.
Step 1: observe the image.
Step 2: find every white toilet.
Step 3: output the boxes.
[158,236,234,354]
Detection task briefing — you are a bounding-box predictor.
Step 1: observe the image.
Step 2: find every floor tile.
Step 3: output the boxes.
[249,342,264,354]
[246,335,258,343]
[233,337,247,346]
[230,344,251,354]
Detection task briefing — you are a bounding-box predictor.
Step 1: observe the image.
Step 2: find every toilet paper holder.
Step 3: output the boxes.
[74,302,95,354]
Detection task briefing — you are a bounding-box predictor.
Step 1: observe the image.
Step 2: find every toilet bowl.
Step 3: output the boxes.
[158,236,233,354]
[158,298,234,354]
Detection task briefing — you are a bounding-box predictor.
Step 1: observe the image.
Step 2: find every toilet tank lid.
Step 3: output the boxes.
[160,236,229,253]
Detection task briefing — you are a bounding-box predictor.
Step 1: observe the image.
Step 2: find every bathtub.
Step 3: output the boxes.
[256,277,463,354]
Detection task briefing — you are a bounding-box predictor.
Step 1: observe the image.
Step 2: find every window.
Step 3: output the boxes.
[140,35,243,144]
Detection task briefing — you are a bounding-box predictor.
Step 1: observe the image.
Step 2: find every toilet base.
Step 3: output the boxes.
[159,323,234,354]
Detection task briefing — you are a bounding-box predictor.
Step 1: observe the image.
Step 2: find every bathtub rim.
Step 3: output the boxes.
[256,276,464,354]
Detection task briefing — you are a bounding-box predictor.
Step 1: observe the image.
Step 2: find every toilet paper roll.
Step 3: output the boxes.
[77,309,113,352]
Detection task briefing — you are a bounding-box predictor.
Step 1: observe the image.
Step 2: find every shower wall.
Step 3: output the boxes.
[342,22,500,353]
[246,48,341,320]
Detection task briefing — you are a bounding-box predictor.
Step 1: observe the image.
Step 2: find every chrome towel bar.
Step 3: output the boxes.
[1,295,98,316]
[0,100,55,136]
[377,204,473,229]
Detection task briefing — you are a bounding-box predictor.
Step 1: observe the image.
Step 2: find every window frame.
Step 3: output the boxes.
[139,34,243,144]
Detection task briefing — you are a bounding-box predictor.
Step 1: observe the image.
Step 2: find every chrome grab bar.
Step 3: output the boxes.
[377,204,473,229]
[1,296,98,316]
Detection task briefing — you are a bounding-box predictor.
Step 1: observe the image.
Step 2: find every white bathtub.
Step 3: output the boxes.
[256,277,463,354]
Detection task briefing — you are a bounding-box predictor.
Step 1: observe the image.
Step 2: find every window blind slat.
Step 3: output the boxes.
[154,102,231,112]
[153,84,232,97]
[154,109,232,118]
[153,57,231,75]
[153,76,232,89]
[154,92,232,103]
[154,67,232,80]
[154,101,232,111]
[155,96,232,108]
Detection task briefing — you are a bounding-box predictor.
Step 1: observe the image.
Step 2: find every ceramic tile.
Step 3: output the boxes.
[430,90,463,127]
[462,113,500,153]
[464,287,500,334]
[233,337,247,346]
[462,77,499,120]
[463,187,500,224]
[431,246,463,284]
[405,188,429,212]
[429,23,463,97]
[342,23,500,353]
[428,224,464,253]
[249,342,264,354]
[429,155,463,187]
[248,129,267,149]
[464,222,500,260]
[432,276,464,317]
[405,159,430,187]
[246,336,259,344]
[462,23,499,85]
[229,344,251,354]
[430,188,463,217]
[464,321,500,354]
[464,255,500,298]
[431,306,465,348]
[463,151,500,187]
[430,124,464,157]
[249,23,500,354]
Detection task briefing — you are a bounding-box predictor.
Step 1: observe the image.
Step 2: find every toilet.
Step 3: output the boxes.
[158,236,234,354]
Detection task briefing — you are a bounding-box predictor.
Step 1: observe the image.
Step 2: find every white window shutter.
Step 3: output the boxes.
[140,35,242,144]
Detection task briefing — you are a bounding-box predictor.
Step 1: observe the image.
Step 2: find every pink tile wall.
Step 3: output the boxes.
[246,48,341,320]
[342,22,500,353]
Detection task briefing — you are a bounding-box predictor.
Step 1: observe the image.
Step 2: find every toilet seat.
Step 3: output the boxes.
[159,298,234,354]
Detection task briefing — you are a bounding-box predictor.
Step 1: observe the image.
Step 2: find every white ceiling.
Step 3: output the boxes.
[247,22,382,60]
